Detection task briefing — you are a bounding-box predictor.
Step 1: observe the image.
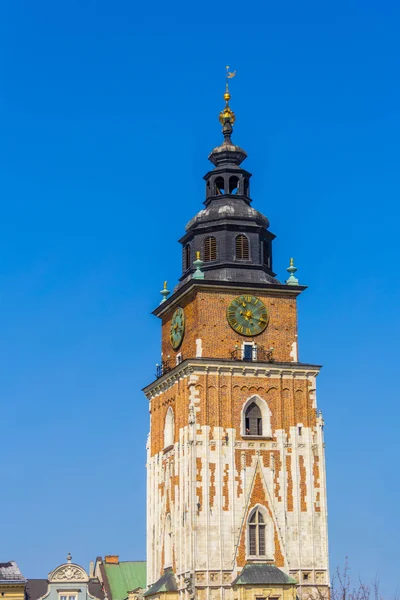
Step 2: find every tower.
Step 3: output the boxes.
[144,76,329,600]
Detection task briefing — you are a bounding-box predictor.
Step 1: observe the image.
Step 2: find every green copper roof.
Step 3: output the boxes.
[232,564,297,586]
[143,569,177,597]
[104,562,147,600]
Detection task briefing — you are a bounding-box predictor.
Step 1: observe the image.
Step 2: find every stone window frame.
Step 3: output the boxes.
[164,407,175,449]
[246,504,274,561]
[241,395,272,439]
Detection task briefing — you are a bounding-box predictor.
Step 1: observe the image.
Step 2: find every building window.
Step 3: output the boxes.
[235,234,250,260]
[248,508,266,556]
[183,244,191,271]
[60,595,77,600]
[242,395,272,439]
[164,407,174,449]
[243,343,255,361]
[245,402,262,436]
[204,236,217,262]
[215,176,225,195]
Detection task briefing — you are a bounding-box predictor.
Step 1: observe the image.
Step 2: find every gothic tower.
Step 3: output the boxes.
[143,78,329,600]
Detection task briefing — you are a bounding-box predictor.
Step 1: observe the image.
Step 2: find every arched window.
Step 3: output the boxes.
[248,508,266,556]
[229,175,239,194]
[164,513,172,567]
[243,178,249,196]
[245,402,262,436]
[204,236,217,262]
[183,244,191,271]
[235,235,250,260]
[164,407,174,449]
[215,176,225,195]
[242,395,272,438]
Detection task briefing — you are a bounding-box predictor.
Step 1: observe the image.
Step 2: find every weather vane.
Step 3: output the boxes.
[225,65,236,93]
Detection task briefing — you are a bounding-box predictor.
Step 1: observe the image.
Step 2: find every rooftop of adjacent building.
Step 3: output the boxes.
[0,561,26,583]
[96,556,146,600]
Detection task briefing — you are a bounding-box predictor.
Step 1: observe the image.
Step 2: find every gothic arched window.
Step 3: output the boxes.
[245,402,262,436]
[235,234,250,260]
[164,407,174,449]
[184,244,191,271]
[204,236,217,262]
[248,508,266,556]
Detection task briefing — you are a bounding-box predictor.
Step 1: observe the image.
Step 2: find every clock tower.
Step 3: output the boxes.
[143,80,329,600]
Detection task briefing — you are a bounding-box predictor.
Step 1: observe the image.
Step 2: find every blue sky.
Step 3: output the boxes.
[1,0,399,594]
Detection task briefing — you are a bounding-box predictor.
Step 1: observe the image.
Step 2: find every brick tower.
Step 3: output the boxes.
[143,75,329,600]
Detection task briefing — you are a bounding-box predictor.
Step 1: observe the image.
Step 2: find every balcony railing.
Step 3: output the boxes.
[156,354,184,378]
[230,345,274,363]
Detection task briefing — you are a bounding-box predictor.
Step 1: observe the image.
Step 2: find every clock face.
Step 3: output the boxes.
[227,295,269,336]
[170,307,185,349]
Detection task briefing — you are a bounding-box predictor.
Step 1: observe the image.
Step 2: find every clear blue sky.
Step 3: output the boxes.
[1,0,399,594]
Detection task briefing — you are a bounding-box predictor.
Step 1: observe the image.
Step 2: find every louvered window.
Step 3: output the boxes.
[235,235,250,260]
[249,508,266,556]
[204,236,217,262]
[183,244,191,271]
[245,402,262,436]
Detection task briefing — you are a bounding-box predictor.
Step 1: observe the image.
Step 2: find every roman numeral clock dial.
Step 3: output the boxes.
[226,295,269,336]
[170,307,185,349]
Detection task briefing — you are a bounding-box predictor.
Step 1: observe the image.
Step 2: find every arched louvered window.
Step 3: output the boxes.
[235,235,250,260]
[245,402,262,436]
[204,236,217,262]
[248,508,266,556]
[184,244,191,271]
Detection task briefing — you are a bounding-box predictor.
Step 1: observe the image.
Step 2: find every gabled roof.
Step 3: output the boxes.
[103,562,146,600]
[232,563,297,586]
[143,569,177,597]
[0,562,26,584]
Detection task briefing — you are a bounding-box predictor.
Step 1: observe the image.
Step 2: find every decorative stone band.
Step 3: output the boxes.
[143,358,321,400]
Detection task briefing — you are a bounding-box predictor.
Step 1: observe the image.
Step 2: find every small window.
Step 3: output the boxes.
[243,344,254,361]
[204,236,217,262]
[60,595,77,600]
[245,402,262,436]
[184,245,191,271]
[249,508,266,555]
[235,235,250,260]
[244,177,249,196]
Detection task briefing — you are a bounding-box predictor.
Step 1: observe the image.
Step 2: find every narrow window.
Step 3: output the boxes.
[229,175,239,194]
[164,514,172,568]
[245,402,262,436]
[235,235,250,260]
[215,176,225,195]
[248,508,266,556]
[244,178,249,196]
[184,244,191,271]
[204,236,217,262]
[164,407,174,449]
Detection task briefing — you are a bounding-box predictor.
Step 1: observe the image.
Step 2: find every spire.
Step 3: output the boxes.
[208,67,247,167]
[219,66,236,140]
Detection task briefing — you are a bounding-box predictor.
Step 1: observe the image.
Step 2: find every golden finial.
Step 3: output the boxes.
[290,258,294,267]
[164,280,167,289]
[196,251,200,260]
[219,66,236,126]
